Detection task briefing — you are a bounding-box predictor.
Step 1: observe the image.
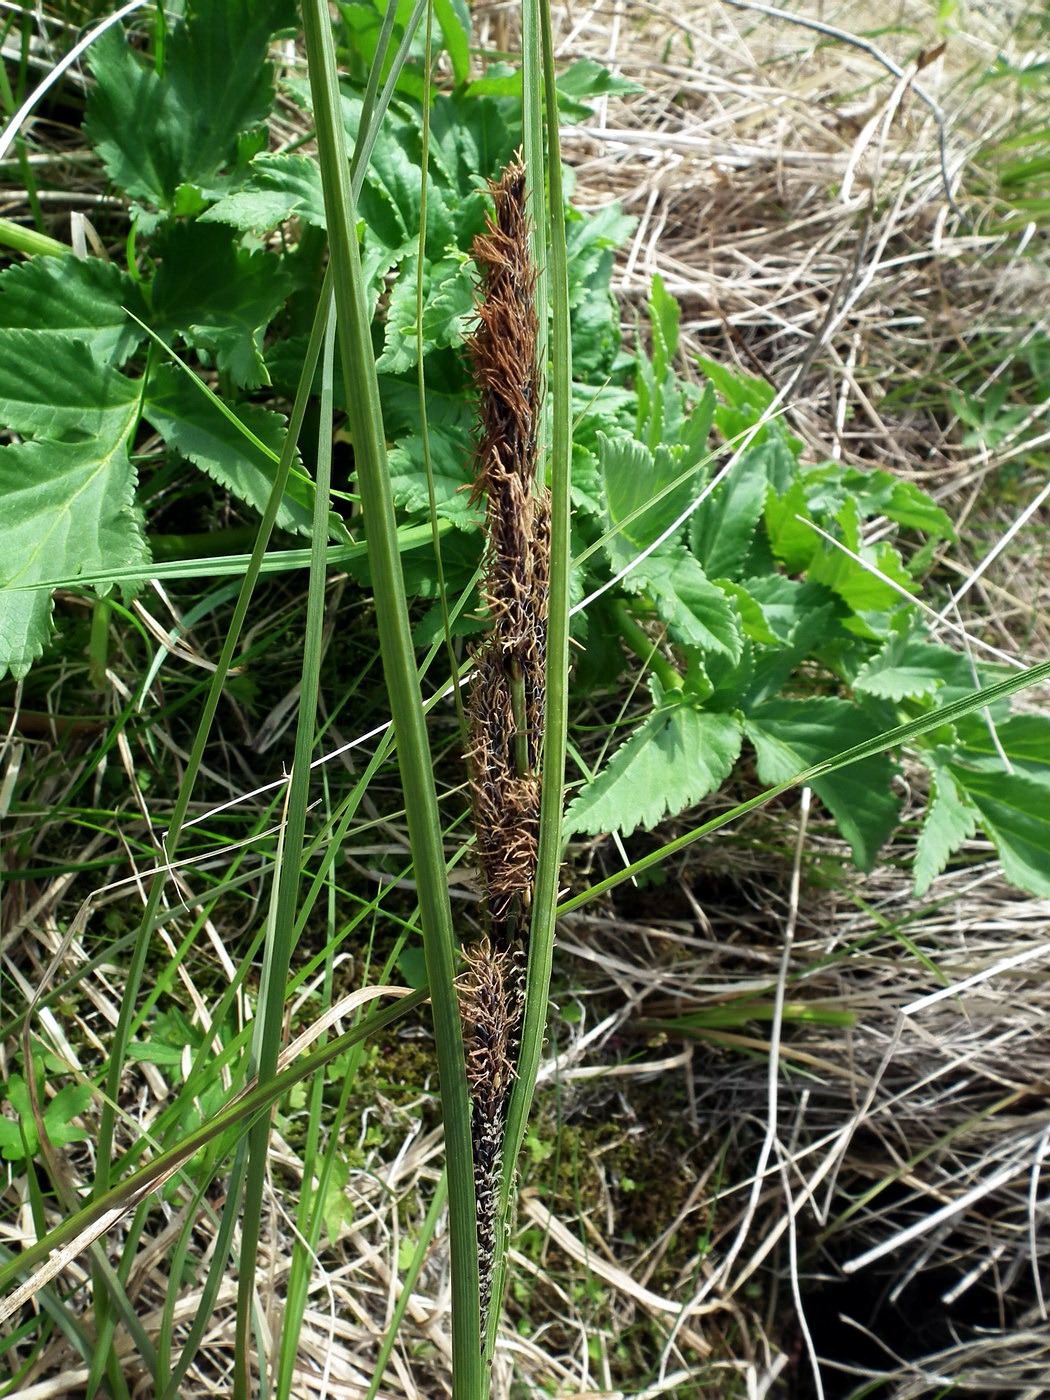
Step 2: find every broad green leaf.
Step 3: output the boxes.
[914,767,979,895]
[600,434,703,569]
[648,273,679,382]
[696,356,775,413]
[200,153,328,233]
[0,333,140,440]
[150,223,292,389]
[463,59,642,118]
[764,478,817,572]
[633,551,742,659]
[0,255,147,366]
[433,0,471,84]
[429,93,515,189]
[387,436,479,526]
[954,713,1050,780]
[854,632,961,701]
[804,462,955,541]
[0,427,147,680]
[745,594,839,706]
[716,581,778,645]
[85,1,295,208]
[742,574,835,643]
[690,442,770,580]
[565,204,633,376]
[745,697,900,869]
[551,57,646,111]
[569,443,603,516]
[321,1152,354,1243]
[807,532,915,620]
[565,702,743,836]
[143,365,312,534]
[950,764,1050,896]
[376,255,475,374]
[0,1077,92,1161]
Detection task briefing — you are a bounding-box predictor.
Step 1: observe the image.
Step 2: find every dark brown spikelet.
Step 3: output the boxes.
[458,938,526,1330]
[461,155,549,1339]
[466,155,550,952]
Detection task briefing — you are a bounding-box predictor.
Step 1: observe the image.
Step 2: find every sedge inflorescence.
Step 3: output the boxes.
[461,154,549,1331]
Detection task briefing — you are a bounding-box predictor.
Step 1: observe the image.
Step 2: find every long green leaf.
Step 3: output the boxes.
[299,5,483,1393]
[0,990,427,1322]
[486,0,571,1360]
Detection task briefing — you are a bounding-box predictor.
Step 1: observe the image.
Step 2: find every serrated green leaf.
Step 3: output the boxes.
[200,153,328,233]
[0,427,146,679]
[854,633,960,701]
[804,496,916,614]
[0,1077,92,1160]
[565,703,743,836]
[690,442,771,580]
[804,462,955,541]
[0,333,140,440]
[86,2,294,208]
[0,255,147,366]
[716,581,778,645]
[570,443,603,516]
[429,92,515,188]
[376,255,475,374]
[634,552,742,659]
[321,1152,354,1243]
[744,697,900,869]
[150,223,291,389]
[950,764,1050,896]
[764,478,817,572]
[387,435,479,526]
[599,434,703,570]
[554,57,646,105]
[143,364,312,534]
[464,59,643,117]
[913,768,979,895]
[745,594,839,706]
[696,356,775,413]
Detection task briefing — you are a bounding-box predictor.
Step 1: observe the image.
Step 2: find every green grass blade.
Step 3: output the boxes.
[231,296,338,1394]
[486,0,572,1359]
[300,4,483,1392]
[0,990,429,1322]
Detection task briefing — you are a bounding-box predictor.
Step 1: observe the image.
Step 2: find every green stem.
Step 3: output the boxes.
[0,216,65,257]
[510,663,529,778]
[611,598,682,692]
[486,0,572,1359]
[300,5,483,1394]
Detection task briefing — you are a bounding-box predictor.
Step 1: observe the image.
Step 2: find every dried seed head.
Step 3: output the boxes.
[460,155,550,1334]
[459,938,526,1331]
[466,155,550,949]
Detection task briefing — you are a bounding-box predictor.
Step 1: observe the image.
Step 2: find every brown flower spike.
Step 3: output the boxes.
[461,156,549,1335]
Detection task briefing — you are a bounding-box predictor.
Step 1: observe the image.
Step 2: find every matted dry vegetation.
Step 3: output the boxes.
[1,2,1048,1398]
